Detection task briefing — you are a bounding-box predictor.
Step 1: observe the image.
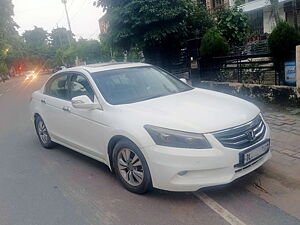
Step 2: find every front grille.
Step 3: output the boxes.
[213,115,266,149]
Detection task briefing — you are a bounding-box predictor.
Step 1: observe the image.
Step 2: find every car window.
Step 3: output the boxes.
[70,74,94,101]
[45,74,69,100]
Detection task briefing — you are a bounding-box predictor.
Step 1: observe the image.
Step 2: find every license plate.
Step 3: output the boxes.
[244,141,270,164]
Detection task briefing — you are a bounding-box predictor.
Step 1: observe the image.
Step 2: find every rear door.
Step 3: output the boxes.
[40,73,73,142]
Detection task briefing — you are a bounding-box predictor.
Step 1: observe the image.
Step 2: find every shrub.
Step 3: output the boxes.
[0,62,8,74]
[200,28,229,58]
[268,21,300,61]
[127,48,142,62]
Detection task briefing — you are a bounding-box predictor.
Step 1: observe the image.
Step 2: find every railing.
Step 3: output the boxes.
[195,54,283,85]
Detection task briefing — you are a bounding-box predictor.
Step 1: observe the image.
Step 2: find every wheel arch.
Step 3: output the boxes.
[107,135,139,172]
[34,112,41,120]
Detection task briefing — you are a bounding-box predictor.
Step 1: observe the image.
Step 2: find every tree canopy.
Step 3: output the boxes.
[50,27,75,49]
[96,0,214,67]
[0,0,20,74]
[215,6,249,47]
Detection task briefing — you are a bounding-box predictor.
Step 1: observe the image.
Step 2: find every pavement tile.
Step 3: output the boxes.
[280,149,297,156]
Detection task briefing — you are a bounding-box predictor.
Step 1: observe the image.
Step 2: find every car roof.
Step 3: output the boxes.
[63,62,151,74]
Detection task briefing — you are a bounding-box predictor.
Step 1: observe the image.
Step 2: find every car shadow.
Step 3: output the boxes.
[49,141,265,200]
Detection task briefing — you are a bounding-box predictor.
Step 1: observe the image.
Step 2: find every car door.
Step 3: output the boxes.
[41,73,73,143]
[65,72,107,159]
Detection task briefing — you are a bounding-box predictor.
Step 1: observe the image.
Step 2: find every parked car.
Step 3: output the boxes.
[30,63,271,194]
[24,70,37,80]
[52,66,66,73]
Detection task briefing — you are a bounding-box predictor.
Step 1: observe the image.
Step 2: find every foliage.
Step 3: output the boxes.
[268,21,300,61]
[62,45,77,66]
[50,27,75,49]
[76,39,102,63]
[215,6,249,47]
[23,26,49,47]
[200,28,229,58]
[127,47,142,62]
[4,36,26,66]
[0,62,8,74]
[0,0,18,40]
[186,3,215,39]
[0,0,21,71]
[96,0,214,68]
[104,0,194,49]
[99,41,112,62]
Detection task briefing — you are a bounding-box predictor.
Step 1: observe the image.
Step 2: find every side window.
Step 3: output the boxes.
[45,74,69,100]
[70,74,94,101]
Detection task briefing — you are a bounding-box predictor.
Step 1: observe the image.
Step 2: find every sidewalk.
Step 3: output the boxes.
[262,108,300,186]
[242,105,300,219]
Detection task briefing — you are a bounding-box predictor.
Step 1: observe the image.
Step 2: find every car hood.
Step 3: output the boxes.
[118,88,260,133]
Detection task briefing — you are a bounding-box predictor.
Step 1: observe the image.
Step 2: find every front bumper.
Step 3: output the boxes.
[142,124,271,192]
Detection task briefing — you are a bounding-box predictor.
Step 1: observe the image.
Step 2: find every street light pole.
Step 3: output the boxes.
[62,0,72,32]
[61,0,72,46]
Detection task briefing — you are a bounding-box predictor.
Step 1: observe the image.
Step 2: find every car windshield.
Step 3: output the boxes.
[91,66,193,105]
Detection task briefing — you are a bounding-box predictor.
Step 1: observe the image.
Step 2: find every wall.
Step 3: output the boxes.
[263,6,286,33]
[193,81,300,107]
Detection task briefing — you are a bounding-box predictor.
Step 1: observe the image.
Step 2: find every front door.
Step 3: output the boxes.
[64,73,108,159]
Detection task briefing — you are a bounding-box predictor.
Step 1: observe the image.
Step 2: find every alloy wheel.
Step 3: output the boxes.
[117,148,144,186]
[38,120,49,144]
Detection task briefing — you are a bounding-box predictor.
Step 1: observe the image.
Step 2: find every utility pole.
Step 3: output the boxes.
[292,0,298,30]
[56,24,63,48]
[61,0,72,46]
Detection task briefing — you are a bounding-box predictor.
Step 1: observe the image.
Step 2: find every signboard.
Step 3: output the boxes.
[285,61,296,85]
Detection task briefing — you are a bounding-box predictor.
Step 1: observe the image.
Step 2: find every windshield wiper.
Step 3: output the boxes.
[140,94,167,101]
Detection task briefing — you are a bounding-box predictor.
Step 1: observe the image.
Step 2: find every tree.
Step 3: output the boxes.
[23,26,48,47]
[186,3,215,40]
[215,6,249,47]
[50,27,75,49]
[76,39,102,63]
[0,0,18,40]
[96,0,213,68]
[22,27,51,70]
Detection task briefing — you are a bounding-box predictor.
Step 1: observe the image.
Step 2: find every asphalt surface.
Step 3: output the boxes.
[0,75,299,225]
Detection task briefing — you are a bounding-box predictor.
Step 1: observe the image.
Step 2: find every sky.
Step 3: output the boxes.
[12,0,105,40]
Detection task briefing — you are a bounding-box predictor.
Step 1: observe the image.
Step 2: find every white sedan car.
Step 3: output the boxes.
[30,63,271,194]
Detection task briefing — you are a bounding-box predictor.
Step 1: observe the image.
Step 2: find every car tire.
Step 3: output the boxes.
[112,139,152,194]
[34,116,55,149]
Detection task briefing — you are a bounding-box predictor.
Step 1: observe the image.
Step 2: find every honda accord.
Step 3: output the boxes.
[30,63,271,194]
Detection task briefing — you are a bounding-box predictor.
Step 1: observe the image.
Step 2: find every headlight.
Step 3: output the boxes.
[144,125,211,149]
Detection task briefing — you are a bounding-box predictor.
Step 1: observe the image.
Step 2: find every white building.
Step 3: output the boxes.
[205,0,299,34]
[240,0,299,34]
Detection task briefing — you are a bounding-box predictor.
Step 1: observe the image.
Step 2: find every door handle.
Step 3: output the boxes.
[41,99,46,104]
[62,106,71,112]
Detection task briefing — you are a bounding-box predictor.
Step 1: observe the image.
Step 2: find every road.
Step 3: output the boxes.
[0,75,299,225]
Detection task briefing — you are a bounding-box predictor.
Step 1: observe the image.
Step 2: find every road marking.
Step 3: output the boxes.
[195,192,247,225]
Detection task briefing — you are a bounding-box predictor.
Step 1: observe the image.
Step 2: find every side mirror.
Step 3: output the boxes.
[180,78,188,84]
[71,95,99,110]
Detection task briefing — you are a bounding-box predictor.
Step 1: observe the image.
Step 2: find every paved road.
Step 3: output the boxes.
[0,76,299,225]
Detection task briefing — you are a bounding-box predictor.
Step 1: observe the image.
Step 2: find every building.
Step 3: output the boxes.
[240,0,299,34]
[205,0,299,34]
[98,14,109,35]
